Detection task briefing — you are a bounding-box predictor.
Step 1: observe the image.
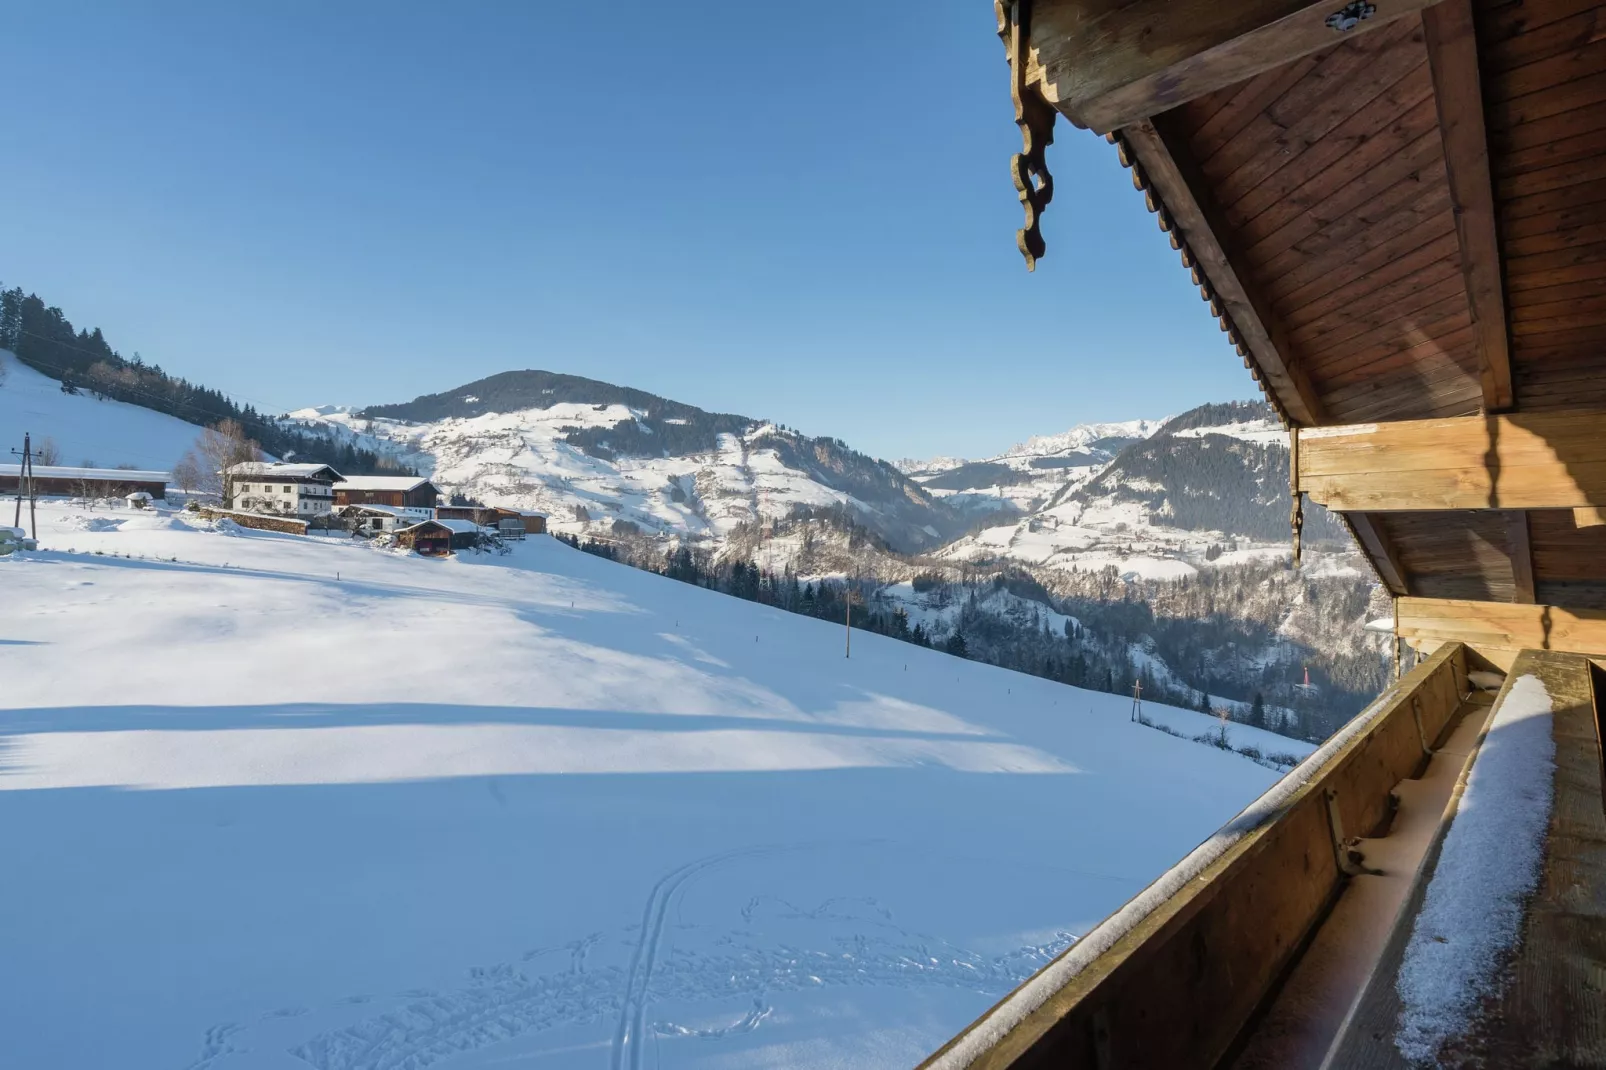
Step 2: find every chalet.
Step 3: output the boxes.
[332,475,439,512]
[0,464,170,500]
[225,462,342,517]
[920,4,1606,1068]
[393,518,483,555]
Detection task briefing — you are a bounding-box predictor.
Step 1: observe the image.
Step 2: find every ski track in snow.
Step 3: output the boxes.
[612,845,789,1070]
[251,846,1076,1070]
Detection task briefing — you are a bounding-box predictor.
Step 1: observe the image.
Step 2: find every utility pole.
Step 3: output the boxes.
[1130,677,1143,723]
[11,432,39,541]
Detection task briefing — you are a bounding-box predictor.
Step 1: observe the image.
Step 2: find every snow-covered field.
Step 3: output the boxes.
[1,500,1303,1069]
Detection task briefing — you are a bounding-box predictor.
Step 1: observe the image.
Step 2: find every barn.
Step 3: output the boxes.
[332,475,440,511]
[0,464,170,500]
[393,518,484,555]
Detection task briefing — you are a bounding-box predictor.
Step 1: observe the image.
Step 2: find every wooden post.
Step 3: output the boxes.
[1131,677,1144,722]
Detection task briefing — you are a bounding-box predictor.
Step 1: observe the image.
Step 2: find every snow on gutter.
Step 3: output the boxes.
[1393,673,1556,1063]
[927,671,1422,1069]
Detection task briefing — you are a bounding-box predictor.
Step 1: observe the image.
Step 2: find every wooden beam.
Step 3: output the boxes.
[1123,117,1327,426]
[1296,410,1606,512]
[1347,512,1410,595]
[1508,510,1536,603]
[1397,596,1606,664]
[1422,0,1514,413]
[1026,0,1441,134]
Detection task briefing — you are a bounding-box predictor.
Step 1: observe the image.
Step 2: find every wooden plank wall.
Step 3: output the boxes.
[1166,16,1482,423]
[921,645,1468,1070]
[1398,595,1606,666]
[1478,0,1606,412]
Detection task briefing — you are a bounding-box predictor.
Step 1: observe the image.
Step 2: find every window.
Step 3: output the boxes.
[283,485,293,493]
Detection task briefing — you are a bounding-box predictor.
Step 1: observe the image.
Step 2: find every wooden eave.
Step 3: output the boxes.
[1001,0,1606,614]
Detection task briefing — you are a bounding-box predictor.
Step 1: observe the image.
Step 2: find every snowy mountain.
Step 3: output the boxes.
[898,417,1164,522]
[928,402,1354,580]
[2,497,1309,1069]
[285,370,967,554]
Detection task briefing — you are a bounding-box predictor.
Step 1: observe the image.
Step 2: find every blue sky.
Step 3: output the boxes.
[3,1,1254,461]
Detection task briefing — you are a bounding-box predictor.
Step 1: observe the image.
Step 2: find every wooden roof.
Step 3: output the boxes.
[1000,0,1606,630]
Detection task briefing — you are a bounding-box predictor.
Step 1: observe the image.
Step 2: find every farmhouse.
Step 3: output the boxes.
[225,462,342,517]
[332,475,439,512]
[0,464,170,500]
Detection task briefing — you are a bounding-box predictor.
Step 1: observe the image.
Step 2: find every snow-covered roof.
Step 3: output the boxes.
[335,503,408,516]
[333,475,436,492]
[227,462,343,481]
[399,518,483,535]
[0,463,170,482]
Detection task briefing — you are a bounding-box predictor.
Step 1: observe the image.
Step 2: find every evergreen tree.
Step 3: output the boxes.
[1250,692,1267,729]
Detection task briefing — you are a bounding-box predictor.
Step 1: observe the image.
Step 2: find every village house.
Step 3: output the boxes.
[0,464,170,500]
[332,475,439,513]
[225,462,342,516]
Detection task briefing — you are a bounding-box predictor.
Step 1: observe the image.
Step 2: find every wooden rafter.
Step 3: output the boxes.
[1121,117,1327,427]
[1507,510,1536,604]
[1347,513,1410,595]
[1422,0,1514,413]
[1027,0,1441,134]
[1296,410,1606,512]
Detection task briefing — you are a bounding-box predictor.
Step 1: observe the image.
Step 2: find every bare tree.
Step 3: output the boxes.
[180,419,263,503]
[34,436,61,466]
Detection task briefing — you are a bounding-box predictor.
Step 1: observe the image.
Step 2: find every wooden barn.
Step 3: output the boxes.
[923,3,1606,1068]
[0,464,170,500]
[394,518,484,555]
[331,475,439,511]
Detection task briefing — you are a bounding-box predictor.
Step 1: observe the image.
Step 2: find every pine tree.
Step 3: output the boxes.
[1250,692,1267,729]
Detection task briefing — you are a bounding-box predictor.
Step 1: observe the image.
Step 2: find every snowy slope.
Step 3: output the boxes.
[0,501,1303,1070]
[0,349,204,472]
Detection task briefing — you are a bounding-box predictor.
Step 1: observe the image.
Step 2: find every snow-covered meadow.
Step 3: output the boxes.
[2,503,1308,1069]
